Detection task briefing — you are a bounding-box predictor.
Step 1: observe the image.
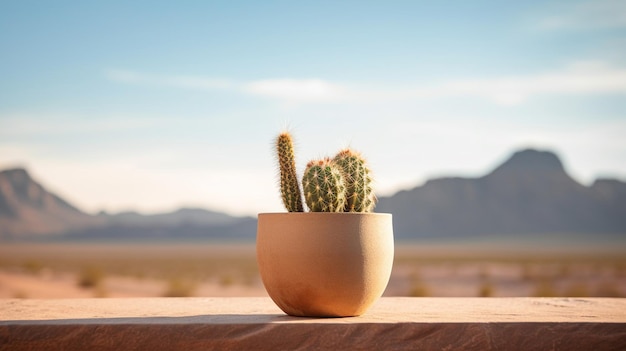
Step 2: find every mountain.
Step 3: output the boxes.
[0,168,255,241]
[62,216,258,242]
[0,168,102,240]
[98,207,242,226]
[2,148,625,242]
[377,149,626,240]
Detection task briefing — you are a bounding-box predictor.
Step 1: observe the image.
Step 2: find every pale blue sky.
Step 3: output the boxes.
[1,0,625,216]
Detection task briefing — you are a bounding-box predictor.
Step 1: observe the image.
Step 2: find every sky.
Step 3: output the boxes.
[1,0,625,217]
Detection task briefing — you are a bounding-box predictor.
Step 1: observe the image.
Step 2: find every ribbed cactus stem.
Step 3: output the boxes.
[276,132,304,212]
[333,148,376,212]
[302,158,346,212]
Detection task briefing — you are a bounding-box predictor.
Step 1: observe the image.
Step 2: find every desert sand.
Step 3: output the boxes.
[1,243,624,299]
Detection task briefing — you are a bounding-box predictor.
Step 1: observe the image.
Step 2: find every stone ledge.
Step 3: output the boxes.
[1,298,625,350]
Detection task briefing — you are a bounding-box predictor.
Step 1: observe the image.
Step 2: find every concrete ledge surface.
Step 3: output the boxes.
[2,297,625,350]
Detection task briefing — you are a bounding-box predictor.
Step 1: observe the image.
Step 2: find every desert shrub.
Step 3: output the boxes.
[219,274,235,287]
[22,260,44,275]
[408,280,430,297]
[163,278,196,297]
[563,283,590,297]
[13,290,28,299]
[77,266,104,288]
[478,281,495,297]
[533,280,558,297]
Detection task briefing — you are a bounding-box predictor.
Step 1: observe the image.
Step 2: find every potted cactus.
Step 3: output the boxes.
[256,132,394,317]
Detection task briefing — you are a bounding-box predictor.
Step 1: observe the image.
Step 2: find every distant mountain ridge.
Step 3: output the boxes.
[0,168,102,239]
[0,168,254,241]
[1,148,625,242]
[377,149,626,239]
[98,207,242,226]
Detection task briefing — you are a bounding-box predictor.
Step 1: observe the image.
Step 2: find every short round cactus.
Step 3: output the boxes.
[333,149,376,212]
[302,158,346,212]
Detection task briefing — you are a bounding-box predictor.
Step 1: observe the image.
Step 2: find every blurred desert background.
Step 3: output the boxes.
[1,1,625,300]
[1,243,625,299]
[1,147,625,299]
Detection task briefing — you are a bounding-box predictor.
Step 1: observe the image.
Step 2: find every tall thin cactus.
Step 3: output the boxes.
[333,148,376,212]
[276,132,304,212]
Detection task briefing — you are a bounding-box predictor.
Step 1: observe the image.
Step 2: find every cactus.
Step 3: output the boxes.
[302,158,346,212]
[276,132,304,212]
[274,131,376,213]
[333,148,376,212]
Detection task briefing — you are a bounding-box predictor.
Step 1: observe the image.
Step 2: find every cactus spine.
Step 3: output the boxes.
[333,148,376,212]
[276,132,304,212]
[302,158,346,212]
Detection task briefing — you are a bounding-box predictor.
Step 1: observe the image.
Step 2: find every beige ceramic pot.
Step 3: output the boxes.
[256,212,394,317]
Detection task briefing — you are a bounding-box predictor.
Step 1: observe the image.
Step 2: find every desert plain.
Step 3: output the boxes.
[0,242,625,299]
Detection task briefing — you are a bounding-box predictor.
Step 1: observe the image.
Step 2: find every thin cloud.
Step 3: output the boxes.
[105,61,626,106]
[536,0,626,30]
[427,61,626,105]
[105,69,353,103]
[243,78,350,103]
[363,61,626,105]
[0,113,165,137]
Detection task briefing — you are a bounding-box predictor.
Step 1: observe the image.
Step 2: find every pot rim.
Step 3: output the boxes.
[258,212,391,217]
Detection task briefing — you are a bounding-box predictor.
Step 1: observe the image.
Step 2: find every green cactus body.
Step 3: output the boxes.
[276,132,304,212]
[302,158,346,212]
[333,149,376,212]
